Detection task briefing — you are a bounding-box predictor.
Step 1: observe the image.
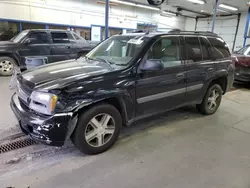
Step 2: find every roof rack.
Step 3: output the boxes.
[168,29,218,36]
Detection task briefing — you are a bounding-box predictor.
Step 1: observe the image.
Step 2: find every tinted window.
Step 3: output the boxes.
[28,32,49,44]
[51,32,70,43]
[185,37,202,63]
[200,37,211,61]
[148,37,181,68]
[207,37,230,59]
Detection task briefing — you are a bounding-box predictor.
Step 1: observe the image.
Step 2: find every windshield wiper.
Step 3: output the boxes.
[86,57,114,69]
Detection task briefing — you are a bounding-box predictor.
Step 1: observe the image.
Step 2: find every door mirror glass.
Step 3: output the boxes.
[24,38,36,45]
[141,59,164,72]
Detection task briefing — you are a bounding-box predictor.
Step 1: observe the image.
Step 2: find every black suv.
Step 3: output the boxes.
[11,30,234,154]
[0,29,97,75]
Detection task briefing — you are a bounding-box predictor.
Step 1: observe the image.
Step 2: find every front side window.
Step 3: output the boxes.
[207,37,230,59]
[185,36,202,63]
[28,32,49,44]
[148,37,182,68]
[51,32,70,43]
[86,35,147,66]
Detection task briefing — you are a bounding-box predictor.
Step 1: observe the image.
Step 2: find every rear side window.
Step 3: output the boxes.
[199,37,212,61]
[185,37,202,63]
[207,37,230,60]
[51,32,70,43]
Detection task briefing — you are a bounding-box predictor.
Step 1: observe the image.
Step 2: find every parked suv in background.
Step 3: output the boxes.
[11,30,234,155]
[0,29,97,75]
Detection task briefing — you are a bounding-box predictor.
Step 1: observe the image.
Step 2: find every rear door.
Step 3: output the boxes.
[18,31,51,61]
[136,36,187,117]
[50,31,75,63]
[184,36,216,103]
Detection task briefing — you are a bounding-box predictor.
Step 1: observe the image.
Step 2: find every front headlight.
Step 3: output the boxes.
[29,91,58,115]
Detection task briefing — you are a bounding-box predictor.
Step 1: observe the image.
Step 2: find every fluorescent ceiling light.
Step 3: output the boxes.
[110,0,160,11]
[186,0,205,4]
[217,8,230,13]
[136,4,160,11]
[219,4,238,11]
[110,0,136,6]
[161,11,176,16]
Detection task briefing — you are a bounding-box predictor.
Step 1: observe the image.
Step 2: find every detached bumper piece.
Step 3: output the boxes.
[10,94,72,147]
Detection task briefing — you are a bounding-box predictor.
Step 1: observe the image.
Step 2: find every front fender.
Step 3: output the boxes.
[64,87,134,123]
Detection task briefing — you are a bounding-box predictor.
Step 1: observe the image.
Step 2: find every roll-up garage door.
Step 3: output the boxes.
[196,15,238,51]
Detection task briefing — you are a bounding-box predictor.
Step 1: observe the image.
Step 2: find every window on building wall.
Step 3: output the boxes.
[51,32,70,43]
[73,28,91,40]
[101,28,122,41]
[49,25,68,30]
[0,21,20,41]
[22,23,46,30]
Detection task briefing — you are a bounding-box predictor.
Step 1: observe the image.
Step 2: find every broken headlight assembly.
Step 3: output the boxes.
[29,91,58,115]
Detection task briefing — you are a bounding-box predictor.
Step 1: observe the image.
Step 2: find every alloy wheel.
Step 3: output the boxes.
[0,60,14,74]
[85,113,115,147]
[207,89,220,110]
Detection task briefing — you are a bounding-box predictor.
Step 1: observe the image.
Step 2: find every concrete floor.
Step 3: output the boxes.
[1,78,250,188]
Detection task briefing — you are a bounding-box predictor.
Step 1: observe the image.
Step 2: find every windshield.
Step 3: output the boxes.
[11,30,29,43]
[86,35,147,66]
[236,46,250,55]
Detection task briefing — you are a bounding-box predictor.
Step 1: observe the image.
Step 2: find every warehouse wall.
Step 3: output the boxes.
[0,0,185,30]
[185,18,196,31]
[184,13,247,52]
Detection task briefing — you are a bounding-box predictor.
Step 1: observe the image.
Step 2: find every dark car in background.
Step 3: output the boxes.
[11,30,234,155]
[232,45,250,82]
[0,29,98,75]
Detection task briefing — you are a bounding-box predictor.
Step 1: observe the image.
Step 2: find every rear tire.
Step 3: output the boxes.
[0,56,16,76]
[71,104,122,155]
[196,84,223,115]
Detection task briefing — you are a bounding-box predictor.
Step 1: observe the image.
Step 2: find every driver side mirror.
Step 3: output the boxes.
[140,59,164,72]
[24,38,36,45]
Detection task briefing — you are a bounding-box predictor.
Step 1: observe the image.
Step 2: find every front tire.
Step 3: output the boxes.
[0,56,16,76]
[71,104,122,155]
[196,84,223,115]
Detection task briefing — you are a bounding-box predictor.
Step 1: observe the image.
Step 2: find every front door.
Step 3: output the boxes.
[136,36,186,117]
[18,31,51,64]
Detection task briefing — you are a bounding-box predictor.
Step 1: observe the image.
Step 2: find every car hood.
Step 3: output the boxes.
[0,40,17,47]
[232,54,250,67]
[22,58,113,90]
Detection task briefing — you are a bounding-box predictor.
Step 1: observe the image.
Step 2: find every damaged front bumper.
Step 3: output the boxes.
[235,65,250,82]
[10,93,75,147]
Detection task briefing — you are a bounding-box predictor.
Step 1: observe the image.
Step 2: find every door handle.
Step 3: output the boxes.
[66,46,71,49]
[208,68,214,72]
[176,73,185,79]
